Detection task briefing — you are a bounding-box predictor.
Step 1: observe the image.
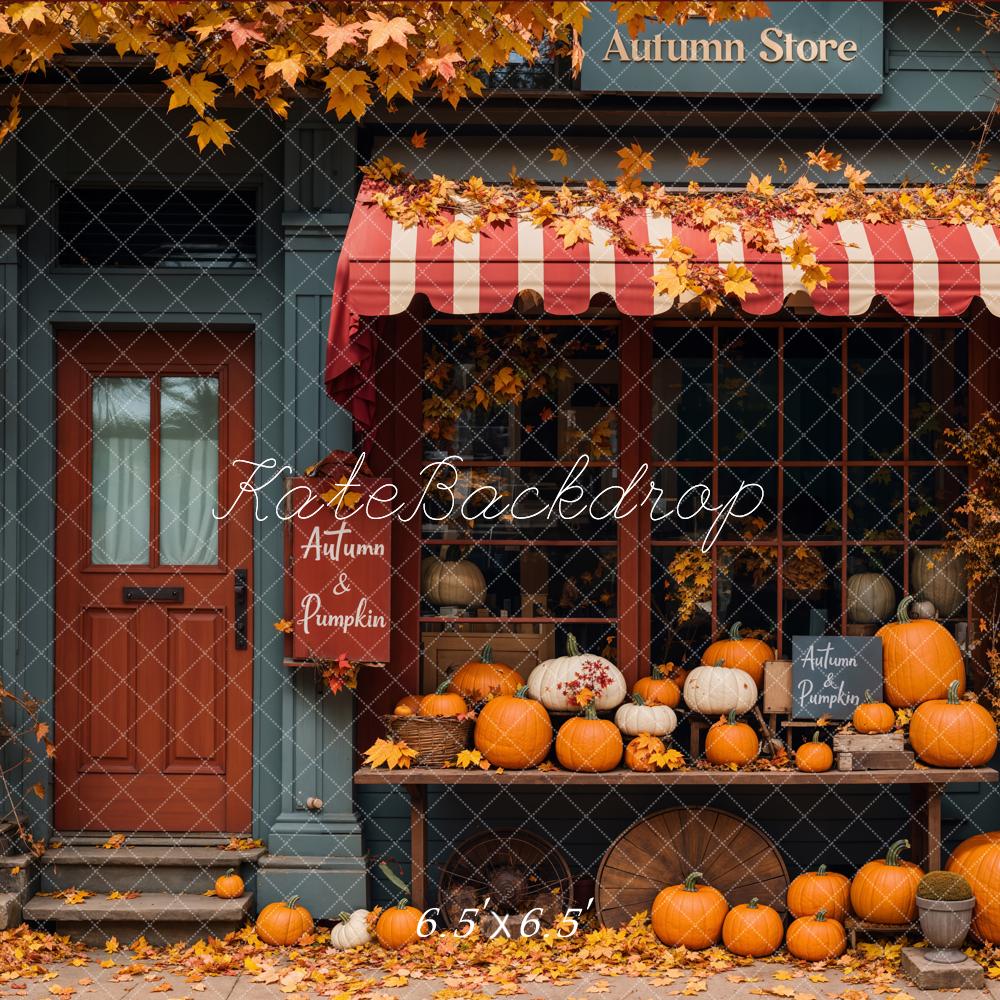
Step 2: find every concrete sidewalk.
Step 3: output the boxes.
[5,956,1000,1000]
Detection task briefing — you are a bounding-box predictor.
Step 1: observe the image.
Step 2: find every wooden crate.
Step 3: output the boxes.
[834,730,911,770]
[833,731,905,753]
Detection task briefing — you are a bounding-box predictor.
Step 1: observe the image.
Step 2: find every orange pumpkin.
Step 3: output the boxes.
[555,703,623,773]
[853,690,895,734]
[376,899,423,948]
[947,840,1000,942]
[624,733,667,773]
[876,596,966,708]
[651,871,729,950]
[849,839,924,924]
[474,686,552,769]
[634,664,682,708]
[909,680,998,768]
[721,897,784,957]
[256,896,314,946]
[419,679,468,718]
[702,622,774,688]
[785,909,846,961]
[795,732,833,773]
[448,644,522,703]
[786,865,851,922]
[705,710,758,767]
[394,694,423,716]
[214,868,244,899]
[948,832,1000,874]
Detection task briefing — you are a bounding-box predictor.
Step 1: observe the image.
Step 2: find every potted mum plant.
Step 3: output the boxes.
[915,870,975,963]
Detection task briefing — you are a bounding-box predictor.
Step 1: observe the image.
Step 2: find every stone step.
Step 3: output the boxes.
[39,845,265,894]
[23,891,254,946]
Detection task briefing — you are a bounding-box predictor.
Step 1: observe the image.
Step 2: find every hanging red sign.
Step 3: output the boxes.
[285,473,392,663]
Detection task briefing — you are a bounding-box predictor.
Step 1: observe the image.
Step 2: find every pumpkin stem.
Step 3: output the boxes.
[651,664,664,680]
[632,693,647,707]
[885,839,910,867]
[286,895,300,909]
[812,731,821,743]
[480,643,493,664]
[434,677,452,695]
[514,685,530,699]
[712,659,725,669]
[338,911,352,923]
[581,701,599,720]
[726,709,738,725]
[947,680,961,704]
[814,908,828,922]
[396,897,410,910]
[683,871,704,892]
[729,621,743,641]
[747,897,760,909]
[225,868,236,878]
[896,595,915,624]
[566,632,580,657]
[816,864,828,876]
[863,689,874,704]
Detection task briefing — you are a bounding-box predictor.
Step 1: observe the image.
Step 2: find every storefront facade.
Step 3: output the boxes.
[1,0,1000,934]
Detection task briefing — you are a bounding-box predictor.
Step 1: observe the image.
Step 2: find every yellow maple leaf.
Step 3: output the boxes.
[687,150,709,168]
[617,142,653,177]
[553,215,592,249]
[493,366,524,398]
[99,959,116,969]
[102,833,125,850]
[319,477,363,511]
[549,146,568,166]
[807,147,843,172]
[722,262,757,300]
[363,12,417,51]
[165,73,218,117]
[746,172,775,197]
[105,936,119,953]
[455,749,489,770]
[364,738,417,770]
[188,117,233,153]
[778,156,788,174]
[410,130,427,149]
[431,218,473,245]
[273,618,293,635]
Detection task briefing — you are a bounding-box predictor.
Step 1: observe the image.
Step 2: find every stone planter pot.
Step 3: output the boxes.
[916,895,975,963]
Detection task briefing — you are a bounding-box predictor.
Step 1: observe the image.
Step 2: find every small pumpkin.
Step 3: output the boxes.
[785,909,846,961]
[474,686,552,769]
[850,838,924,925]
[846,572,896,624]
[422,546,487,608]
[376,899,423,949]
[651,871,729,950]
[910,599,938,620]
[614,693,678,738]
[448,644,522,703]
[909,680,998,768]
[852,690,895,734]
[330,908,371,950]
[876,596,966,708]
[624,733,667,772]
[795,731,833,773]
[555,702,623,773]
[786,865,851,922]
[684,660,758,717]
[722,897,784,958]
[702,621,774,688]
[947,840,1000,942]
[214,868,244,899]
[633,664,681,708]
[526,633,627,711]
[705,709,758,767]
[256,896,314,946]
[418,679,468,718]
[393,695,422,717]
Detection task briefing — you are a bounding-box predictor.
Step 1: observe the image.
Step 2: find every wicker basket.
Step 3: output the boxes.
[383,715,472,767]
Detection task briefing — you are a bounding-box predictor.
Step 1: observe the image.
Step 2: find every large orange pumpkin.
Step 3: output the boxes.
[448,644,522,703]
[795,732,833,773]
[909,680,998,768]
[376,900,423,948]
[721,897,783,957]
[419,679,468,718]
[853,690,895,734]
[785,909,846,961]
[702,622,774,688]
[849,839,923,924]
[555,703,623,773]
[705,710,758,767]
[474,686,552,769]
[633,664,682,708]
[651,871,729,950]
[256,896,314,945]
[876,596,966,708]
[948,832,1000,873]
[786,865,851,922]
[947,840,1000,942]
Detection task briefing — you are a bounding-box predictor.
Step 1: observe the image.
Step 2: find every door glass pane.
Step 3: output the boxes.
[92,377,151,565]
[160,376,219,565]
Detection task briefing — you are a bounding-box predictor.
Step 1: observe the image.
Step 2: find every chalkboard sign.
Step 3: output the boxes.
[791,635,884,721]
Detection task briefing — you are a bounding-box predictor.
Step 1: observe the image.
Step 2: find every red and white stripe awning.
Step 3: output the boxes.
[326,184,1000,428]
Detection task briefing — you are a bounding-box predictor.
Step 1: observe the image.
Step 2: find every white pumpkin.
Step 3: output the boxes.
[526,633,627,711]
[683,660,757,716]
[330,908,371,949]
[614,694,678,737]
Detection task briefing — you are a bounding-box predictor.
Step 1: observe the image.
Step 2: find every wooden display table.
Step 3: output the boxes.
[354,766,998,909]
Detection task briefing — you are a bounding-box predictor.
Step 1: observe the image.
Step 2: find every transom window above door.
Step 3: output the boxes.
[90,374,220,566]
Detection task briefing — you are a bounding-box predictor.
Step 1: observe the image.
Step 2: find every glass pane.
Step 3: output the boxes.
[92,377,151,565]
[718,327,778,461]
[653,545,715,664]
[910,465,967,541]
[784,328,843,461]
[848,328,904,460]
[651,328,713,462]
[160,376,219,565]
[910,327,968,461]
[848,465,904,541]
[781,545,843,638]
[784,466,842,540]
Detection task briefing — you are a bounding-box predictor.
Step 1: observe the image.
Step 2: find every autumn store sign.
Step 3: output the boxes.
[582,1,884,96]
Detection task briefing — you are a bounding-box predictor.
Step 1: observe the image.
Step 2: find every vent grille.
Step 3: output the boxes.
[57,187,256,269]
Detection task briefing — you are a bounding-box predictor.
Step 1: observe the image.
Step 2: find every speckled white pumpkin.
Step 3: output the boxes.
[683,660,758,716]
[614,694,678,737]
[526,633,627,711]
[330,908,371,949]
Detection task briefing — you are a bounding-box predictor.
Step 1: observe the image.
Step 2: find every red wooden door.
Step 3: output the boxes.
[54,331,254,832]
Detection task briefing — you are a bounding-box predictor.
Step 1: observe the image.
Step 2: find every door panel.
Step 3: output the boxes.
[55,330,254,833]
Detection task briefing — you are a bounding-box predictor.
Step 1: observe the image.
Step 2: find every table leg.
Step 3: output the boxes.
[926,788,943,871]
[407,784,428,910]
[910,785,942,870]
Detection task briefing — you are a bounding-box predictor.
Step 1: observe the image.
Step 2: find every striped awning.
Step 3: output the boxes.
[326,183,1000,428]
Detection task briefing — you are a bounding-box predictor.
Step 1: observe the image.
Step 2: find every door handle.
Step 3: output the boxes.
[234,568,249,650]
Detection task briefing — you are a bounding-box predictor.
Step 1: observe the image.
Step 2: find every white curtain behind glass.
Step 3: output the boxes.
[91,377,151,565]
[159,376,219,565]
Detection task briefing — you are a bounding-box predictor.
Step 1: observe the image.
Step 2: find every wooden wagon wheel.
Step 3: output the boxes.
[596,807,790,928]
[437,829,574,930]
